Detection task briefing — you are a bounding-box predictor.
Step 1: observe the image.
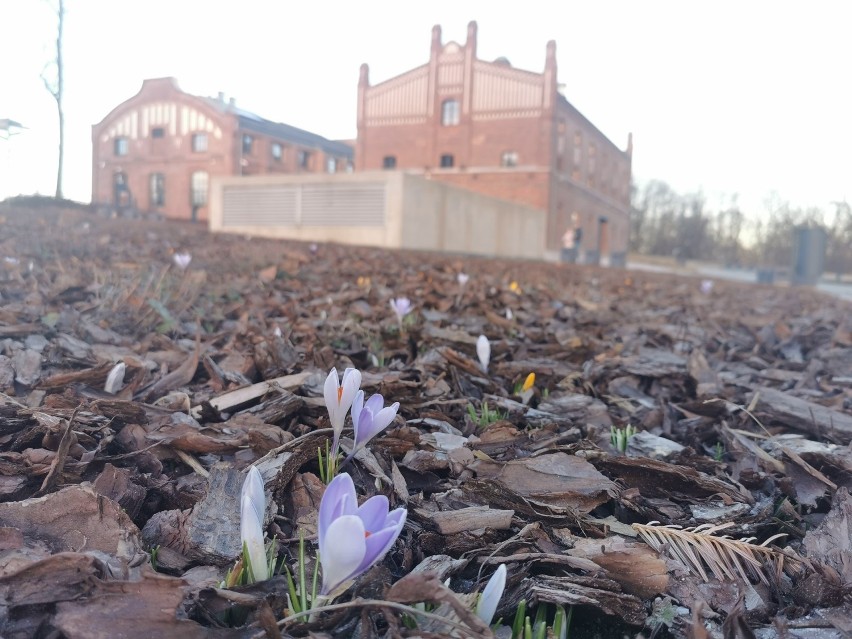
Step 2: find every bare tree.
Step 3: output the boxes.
[41,0,65,199]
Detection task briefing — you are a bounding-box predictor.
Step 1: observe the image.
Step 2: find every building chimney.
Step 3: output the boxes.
[359,63,370,88]
[544,40,557,110]
[627,132,633,157]
[217,91,225,103]
[431,24,442,59]
[466,21,478,57]
[229,97,236,110]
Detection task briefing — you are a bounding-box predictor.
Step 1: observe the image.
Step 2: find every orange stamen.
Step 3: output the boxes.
[337,386,343,403]
[364,531,372,538]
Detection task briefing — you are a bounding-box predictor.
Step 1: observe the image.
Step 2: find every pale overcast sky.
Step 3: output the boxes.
[1,0,849,218]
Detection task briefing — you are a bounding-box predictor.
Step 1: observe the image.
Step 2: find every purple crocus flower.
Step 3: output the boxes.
[350,390,399,454]
[317,472,406,598]
[389,297,412,324]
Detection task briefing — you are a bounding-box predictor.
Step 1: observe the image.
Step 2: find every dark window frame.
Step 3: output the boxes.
[382,155,397,169]
[440,153,454,168]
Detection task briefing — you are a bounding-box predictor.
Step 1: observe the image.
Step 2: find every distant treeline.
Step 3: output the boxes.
[630,180,852,274]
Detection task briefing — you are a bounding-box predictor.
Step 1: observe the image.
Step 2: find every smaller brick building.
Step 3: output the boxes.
[357,22,632,263]
[92,78,353,221]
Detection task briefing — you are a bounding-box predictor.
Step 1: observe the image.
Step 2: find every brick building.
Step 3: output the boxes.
[92,77,353,221]
[356,22,632,263]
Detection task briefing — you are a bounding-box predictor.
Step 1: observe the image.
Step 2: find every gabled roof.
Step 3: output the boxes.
[236,110,353,159]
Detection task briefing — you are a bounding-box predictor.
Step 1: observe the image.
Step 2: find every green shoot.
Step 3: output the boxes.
[282,530,320,616]
[610,424,636,453]
[317,440,341,484]
[467,402,507,429]
[714,442,724,462]
[149,545,160,571]
[510,602,572,639]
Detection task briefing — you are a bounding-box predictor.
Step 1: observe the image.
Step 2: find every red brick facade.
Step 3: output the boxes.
[356,22,632,262]
[92,78,353,221]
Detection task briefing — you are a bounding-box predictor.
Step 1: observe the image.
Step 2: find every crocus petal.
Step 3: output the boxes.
[351,390,365,432]
[242,466,266,526]
[476,563,507,626]
[354,507,407,576]
[320,515,367,595]
[323,368,342,429]
[352,400,399,452]
[364,393,385,415]
[340,368,362,408]
[241,494,268,582]
[356,494,391,532]
[476,335,490,372]
[352,406,375,451]
[318,473,358,559]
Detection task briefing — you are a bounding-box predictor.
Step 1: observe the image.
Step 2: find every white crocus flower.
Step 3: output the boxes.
[457,272,469,287]
[173,252,192,270]
[240,466,268,582]
[323,367,362,454]
[476,335,490,373]
[104,362,126,394]
[476,563,507,626]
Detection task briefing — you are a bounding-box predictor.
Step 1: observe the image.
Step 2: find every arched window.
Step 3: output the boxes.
[441,99,460,126]
[190,171,208,206]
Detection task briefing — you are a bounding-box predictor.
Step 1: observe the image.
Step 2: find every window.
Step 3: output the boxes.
[149,173,165,207]
[114,137,128,156]
[441,99,460,126]
[500,151,518,167]
[382,155,397,169]
[242,134,253,155]
[190,171,208,206]
[151,127,165,139]
[191,133,208,152]
[573,132,582,167]
[297,150,311,169]
[440,154,454,168]
[588,144,596,175]
[271,142,282,161]
[326,157,337,173]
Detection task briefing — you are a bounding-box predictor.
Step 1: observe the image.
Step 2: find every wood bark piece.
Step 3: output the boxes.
[471,452,618,515]
[569,536,670,599]
[53,571,246,639]
[751,386,852,441]
[141,463,243,565]
[189,370,312,419]
[0,485,145,568]
[522,574,647,626]
[598,455,753,504]
[0,552,102,607]
[424,506,514,535]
